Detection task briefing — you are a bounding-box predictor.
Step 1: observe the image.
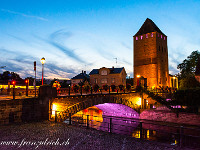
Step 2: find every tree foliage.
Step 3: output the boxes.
[177,50,200,78]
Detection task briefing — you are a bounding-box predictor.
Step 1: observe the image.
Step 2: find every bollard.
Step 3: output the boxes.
[69,113,72,125]
[179,126,184,148]
[13,87,15,100]
[87,115,89,128]
[140,122,143,139]
[55,111,57,123]
[110,118,112,133]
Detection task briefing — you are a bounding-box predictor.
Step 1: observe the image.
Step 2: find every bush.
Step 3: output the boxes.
[118,85,124,91]
[111,85,116,92]
[102,85,109,91]
[93,84,99,92]
[72,85,79,93]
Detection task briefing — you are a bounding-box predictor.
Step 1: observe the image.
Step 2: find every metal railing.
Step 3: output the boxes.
[53,112,200,149]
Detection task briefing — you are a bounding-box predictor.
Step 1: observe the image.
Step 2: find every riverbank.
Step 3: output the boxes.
[0,121,188,150]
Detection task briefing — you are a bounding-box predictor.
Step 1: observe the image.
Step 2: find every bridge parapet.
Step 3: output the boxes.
[49,92,160,122]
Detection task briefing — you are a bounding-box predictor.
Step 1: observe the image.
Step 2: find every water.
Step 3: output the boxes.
[70,106,200,148]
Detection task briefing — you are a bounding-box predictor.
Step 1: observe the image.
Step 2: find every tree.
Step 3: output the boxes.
[177,50,200,78]
[179,76,200,89]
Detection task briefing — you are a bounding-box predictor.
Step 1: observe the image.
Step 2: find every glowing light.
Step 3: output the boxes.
[151,33,153,37]
[141,35,143,39]
[173,76,176,79]
[136,37,138,40]
[161,35,162,38]
[52,104,57,115]
[40,57,46,64]
[146,34,148,38]
[136,97,141,105]
[136,75,140,78]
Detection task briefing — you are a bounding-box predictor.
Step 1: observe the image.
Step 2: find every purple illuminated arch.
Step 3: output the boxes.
[95,103,139,119]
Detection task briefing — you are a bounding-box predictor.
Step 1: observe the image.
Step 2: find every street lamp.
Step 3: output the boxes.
[40,57,45,85]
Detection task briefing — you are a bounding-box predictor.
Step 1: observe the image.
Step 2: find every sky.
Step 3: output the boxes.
[0,0,200,79]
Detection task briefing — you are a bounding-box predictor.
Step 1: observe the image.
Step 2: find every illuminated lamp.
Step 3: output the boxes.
[52,104,57,115]
[136,75,141,78]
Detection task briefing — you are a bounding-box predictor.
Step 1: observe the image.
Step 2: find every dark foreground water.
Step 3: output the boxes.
[71,105,200,149]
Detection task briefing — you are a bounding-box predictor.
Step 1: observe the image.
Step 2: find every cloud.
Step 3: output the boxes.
[1,9,48,21]
[47,30,86,63]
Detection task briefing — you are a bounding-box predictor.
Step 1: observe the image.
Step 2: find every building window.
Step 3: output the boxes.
[161,35,163,38]
[101,78,107,84]
[94,78,98,84]
[136,37,138,40]
[146,34,148,38]
[141,35,143,39]
[111,78,115,83]
[101,70,107,75]
[164,37,165,40]
[151,33,153,37]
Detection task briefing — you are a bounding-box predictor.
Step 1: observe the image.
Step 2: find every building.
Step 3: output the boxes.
[133,18,169,88]
[71,71,89,86]
[89,67,126,87]
[195,57,200,83]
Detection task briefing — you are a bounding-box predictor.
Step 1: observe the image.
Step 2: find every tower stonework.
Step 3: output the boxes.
[134,18,169,88]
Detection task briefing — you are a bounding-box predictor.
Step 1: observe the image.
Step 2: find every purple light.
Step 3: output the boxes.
[136,37,138,40]
[146,34,148,38]
[164,37,165,40]
[141,35,143,39]
[151,33,153,37]
[95,103,139,119]
[161,35,162,38]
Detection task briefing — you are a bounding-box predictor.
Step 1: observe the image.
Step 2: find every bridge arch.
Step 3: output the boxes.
[49,93,156,122]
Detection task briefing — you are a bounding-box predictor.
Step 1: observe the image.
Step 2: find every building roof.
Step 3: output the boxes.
[134,18,166,36]
[195,57,200,76]
[89,67,124,75]
[71,72,89,80]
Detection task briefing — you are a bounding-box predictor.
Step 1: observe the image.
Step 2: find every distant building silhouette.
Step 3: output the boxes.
[71,70,89,86]
[133,18,170,88]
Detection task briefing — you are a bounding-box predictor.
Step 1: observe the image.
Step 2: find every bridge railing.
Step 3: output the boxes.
[53,113,200,149]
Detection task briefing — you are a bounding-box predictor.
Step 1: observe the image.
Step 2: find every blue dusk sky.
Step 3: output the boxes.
[0,0,200,79]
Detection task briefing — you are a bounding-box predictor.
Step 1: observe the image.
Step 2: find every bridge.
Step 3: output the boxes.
[48,89,163,122]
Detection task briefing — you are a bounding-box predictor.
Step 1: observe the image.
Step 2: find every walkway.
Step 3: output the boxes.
[0,121,185,150]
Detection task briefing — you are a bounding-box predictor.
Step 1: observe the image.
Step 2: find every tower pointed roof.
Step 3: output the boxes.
[134,18,166,36]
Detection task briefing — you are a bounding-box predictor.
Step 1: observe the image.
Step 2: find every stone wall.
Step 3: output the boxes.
[0,98,47,125]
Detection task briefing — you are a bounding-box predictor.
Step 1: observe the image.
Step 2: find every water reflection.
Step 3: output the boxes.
[71,105,200,148]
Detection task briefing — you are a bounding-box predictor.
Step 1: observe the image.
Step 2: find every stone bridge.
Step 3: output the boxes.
[49,92,159,122]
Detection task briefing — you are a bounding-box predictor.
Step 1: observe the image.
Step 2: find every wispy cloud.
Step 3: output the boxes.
[1,9,48,21]
[47,30,86,63]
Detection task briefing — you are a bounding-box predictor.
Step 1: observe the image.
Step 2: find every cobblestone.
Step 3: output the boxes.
[0,121,190,150]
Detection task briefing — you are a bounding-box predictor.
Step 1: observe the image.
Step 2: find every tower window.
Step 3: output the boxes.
[136,37,138,40]
[161,35,163,38]
[146,34,148,38]
[141,36,143,39]
[151,33,153,37]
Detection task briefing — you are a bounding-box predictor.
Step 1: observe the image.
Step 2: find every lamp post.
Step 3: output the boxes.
[40,57,45,85]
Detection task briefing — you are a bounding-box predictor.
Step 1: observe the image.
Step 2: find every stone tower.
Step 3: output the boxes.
[133,18,169,88]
